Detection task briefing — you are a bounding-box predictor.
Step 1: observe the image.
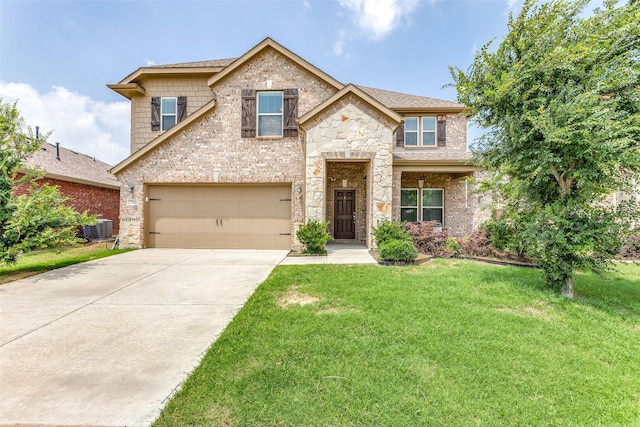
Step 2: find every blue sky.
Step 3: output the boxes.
[0,0,524,165]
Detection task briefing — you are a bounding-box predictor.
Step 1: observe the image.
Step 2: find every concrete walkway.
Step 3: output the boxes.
[279,242,378,265]
[0,249,288,427]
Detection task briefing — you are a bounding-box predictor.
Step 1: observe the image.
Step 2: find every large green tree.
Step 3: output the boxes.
[0,99,95,263]
[451,0,640,297]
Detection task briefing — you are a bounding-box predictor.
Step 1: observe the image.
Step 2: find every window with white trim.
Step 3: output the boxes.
[422,189,444,223]
[400,188,444,224]
[400,189,419,222]
[404,117,437,146]
[257,91,283,137]
[161,97,177,131]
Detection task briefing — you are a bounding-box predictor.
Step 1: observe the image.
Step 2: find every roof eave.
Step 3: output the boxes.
[392,106,471,114]
[106,83,146,99]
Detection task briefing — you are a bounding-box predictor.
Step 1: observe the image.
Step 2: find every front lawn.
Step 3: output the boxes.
[155,260,640,426]
[0,243,133,284]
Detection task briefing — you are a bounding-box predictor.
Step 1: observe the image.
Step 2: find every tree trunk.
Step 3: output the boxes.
[561,277,574,298]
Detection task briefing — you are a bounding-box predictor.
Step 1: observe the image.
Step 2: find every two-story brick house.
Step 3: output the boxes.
[109,38,484,250]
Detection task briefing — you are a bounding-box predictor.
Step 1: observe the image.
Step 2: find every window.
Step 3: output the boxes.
[257,92,283,137]
[400,188,444,224]
[404,117,436,146]
[241,89,298,138]
[401,189,419,222]
[161,97,177,131]
[151,96,186,131]
[422,189,444,223]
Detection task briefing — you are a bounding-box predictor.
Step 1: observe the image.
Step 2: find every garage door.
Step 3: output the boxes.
[146,185,292,249]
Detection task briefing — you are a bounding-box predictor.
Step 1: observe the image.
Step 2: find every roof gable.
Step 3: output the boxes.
[299,84,402,127]
[207,38,344,91]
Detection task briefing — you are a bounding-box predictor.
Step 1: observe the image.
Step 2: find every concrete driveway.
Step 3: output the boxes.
[0,248,288,427]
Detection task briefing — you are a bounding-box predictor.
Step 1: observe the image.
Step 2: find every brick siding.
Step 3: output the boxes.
[13,174,120,234]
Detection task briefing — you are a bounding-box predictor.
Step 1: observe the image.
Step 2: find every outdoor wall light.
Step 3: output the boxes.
[418,179,424,188]
[342,179,348,187]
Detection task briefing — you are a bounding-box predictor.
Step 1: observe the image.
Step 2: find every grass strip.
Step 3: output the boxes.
[0,243,133,284]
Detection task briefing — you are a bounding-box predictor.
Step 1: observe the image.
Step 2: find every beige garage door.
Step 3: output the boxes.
[146,185,292,249]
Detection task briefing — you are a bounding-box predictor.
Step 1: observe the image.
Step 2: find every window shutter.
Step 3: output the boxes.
[177,96,187,123]
[437,118,447,147]
[241,89,256,138]
[151,97,160,131]
[395,122,405,147]
[283,88,298,137]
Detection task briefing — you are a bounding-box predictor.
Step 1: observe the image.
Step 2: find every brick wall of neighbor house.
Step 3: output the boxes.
[302,94,396,247]
[393,113,467,153]
[13,174,120,234]
[391,172,478,237]
[130,76,216,152]
[117,47,338,247]
[326,162,368,243]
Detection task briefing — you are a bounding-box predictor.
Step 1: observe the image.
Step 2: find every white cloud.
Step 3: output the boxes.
[338,0,420,41]
[145,59,156,66]
[0,82,130,166]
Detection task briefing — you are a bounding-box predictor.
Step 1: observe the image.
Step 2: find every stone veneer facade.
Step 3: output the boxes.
[301,94,396,248]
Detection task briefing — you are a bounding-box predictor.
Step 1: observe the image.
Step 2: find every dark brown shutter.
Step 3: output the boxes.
[395,122,405,147]
[151,97,160,131]
[283,89,298,137]
[177,96,187,122]
[241,89,256,138]
[437,118,447,147]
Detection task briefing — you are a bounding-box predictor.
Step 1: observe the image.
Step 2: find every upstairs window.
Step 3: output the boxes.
[257,92,283,137]
[151,96,187,131]
[161,97,177,131]
[396,116,446,147]
[241,89,298,138]
[404,117,436,146]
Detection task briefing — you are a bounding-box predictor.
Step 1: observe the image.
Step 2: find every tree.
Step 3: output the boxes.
[0,99,95,263]
[450,0,640,297]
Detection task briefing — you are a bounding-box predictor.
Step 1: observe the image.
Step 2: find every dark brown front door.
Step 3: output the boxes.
[334,190,355,239]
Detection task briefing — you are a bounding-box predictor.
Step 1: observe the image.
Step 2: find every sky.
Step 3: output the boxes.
[0,0,528,166]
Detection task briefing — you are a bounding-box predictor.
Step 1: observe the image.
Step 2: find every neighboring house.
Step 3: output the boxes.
[108,38,485,250]
[14,142,121,234]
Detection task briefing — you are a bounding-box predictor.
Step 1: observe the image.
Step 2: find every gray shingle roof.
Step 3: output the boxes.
[24,142,119,189]
[149,58,238,68]
[357,86,466,110]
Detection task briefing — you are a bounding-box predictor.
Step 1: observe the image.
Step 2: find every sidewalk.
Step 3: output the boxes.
[279,243,377,265]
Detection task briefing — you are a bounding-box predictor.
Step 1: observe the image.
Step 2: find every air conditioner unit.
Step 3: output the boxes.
[83,219,113,240]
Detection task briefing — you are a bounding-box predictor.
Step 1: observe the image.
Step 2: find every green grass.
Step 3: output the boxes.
[155,260,640,427]
[0,243,133,284]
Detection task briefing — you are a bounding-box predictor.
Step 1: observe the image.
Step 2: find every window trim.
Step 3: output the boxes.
[161,97,177,132]
[404,116,437,146]
[257,91,283,137]
[400,188,419,222]
[399,187,445,225]
[421,188,444,224]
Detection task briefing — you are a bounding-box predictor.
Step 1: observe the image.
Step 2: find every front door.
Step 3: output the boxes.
[334,190,355,239]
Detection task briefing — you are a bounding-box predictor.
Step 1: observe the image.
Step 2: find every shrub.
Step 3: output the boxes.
[297,220,333,254]
[405,221,453,257]
[373,220,410,246]
[444,237,462,256]
[619,232,640,259]
[378,239,418,262]
[481,218,516,251]
[459,227,503,258]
